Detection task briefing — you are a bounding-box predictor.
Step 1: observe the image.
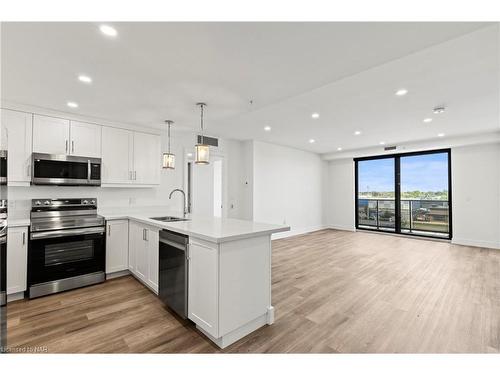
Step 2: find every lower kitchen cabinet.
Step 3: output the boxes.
[187,235,272,345]
[128,220,159,294]
[105,220,129,274]
[188,238,219,337]
[7,226,28,295]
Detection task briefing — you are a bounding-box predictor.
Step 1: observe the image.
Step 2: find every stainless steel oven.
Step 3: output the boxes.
[28,198,105,298]
[32,153,101,186]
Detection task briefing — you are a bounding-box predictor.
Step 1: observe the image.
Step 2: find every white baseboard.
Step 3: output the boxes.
[272,225,327,239]
[327,224,356,232]
[106,269,131,280]
[7,291,25,302]
[452,238,500,250]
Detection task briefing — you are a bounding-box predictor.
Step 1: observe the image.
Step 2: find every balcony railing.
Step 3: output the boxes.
[357,198,449,235]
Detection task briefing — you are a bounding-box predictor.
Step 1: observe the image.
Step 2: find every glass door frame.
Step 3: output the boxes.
[354,148,452,240]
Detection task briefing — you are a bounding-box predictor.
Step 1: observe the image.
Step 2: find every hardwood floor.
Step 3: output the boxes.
[6,229,500,353]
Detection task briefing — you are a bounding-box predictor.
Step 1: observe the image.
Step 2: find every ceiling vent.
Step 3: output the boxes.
[384,145,397,151]
[197,135,219,147]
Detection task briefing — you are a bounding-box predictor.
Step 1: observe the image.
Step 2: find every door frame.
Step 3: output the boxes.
[184,148,228,218]
[354,148,452,240]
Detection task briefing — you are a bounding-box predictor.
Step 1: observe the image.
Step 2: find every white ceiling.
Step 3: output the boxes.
[1,22,498,153]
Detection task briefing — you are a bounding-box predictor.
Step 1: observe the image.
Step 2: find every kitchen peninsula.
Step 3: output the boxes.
[101,208,290,348]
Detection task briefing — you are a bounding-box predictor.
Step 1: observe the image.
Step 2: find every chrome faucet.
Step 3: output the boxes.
[169,189,188,218]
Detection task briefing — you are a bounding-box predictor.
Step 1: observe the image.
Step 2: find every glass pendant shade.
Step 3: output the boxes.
[163,120,175,170]
[195,143,210,164]
[162,152,175,169]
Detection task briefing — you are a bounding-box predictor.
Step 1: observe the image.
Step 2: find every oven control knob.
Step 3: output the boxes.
[83,200,89,205]
[35,200,42,206]
[43,200,50,205]
[90,200,96,205]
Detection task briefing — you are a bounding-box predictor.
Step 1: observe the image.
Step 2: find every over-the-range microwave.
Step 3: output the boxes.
[31,153,101,186]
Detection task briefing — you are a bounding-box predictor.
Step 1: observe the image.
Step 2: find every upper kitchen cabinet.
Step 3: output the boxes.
[133,131,161,185]
[101,126,133,184]
[33,115,101,157]
[2,109,33,186]
[69,121,102,158]
[33,114,69,155]
[101,126,160,186]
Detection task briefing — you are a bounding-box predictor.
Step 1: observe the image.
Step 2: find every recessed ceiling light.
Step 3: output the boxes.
[311,113,320,119]
[337,147,342,151]
[309,139,316,144]
[99,24,118,37]
[187,153,193,157]
[67,101,78,108]
[395,88,408,96]
[354,131,361,135]
[437,133,445,137]
[78,75,92,83]
[379,141,385,145]
[423,118,433,123]
[264,125,271,131]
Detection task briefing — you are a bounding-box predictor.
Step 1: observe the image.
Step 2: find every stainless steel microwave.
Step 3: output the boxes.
[31,153,101,186]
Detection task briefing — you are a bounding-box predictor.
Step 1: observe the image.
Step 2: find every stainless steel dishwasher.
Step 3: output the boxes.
[159,230,189,318]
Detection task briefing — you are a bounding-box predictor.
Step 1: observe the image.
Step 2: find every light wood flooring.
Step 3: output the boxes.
[6,229,500,353]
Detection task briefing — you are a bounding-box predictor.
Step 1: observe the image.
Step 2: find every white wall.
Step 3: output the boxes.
[325,158,355,231]
[451,143,500,249]
[324,141,500,249]
[252,141,326,238]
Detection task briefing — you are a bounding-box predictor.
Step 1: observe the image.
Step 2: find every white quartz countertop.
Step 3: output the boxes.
[98,208,290,243]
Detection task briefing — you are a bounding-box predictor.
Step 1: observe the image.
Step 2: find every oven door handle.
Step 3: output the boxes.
[30,226,105,240]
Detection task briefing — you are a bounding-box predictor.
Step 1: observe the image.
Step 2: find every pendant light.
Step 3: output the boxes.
[195,102,210,165]
[162,120,175,169]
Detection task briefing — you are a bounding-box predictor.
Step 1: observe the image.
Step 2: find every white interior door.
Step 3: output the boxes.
[190,155,224,218]
[192,162,214,217]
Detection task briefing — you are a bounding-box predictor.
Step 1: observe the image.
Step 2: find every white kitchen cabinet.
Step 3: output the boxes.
[128,220,140,273]
[33,115,102,158]
[188,239,219,338]
[105,220,129,274]
[101,127,160,186]
[33,114,70,154]
[102,126,133,184]
[133,132,161,185]
[69,121,102,158]
[7,226,28,295]
[2,109,33,185]
[128,220,159,294]
[146,229,159,291]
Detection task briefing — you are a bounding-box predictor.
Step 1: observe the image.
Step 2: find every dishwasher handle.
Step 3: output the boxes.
[159,237,187,251]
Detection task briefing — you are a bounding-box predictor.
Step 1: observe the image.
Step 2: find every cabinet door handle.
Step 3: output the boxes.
[72,141,75,154]
[27,164,31,177]
[145,229,148,241]
[108,224,111,236]
[65,140,68,153]
[22,232,26,246]
[142,229,145,241]
[134,171,137,180]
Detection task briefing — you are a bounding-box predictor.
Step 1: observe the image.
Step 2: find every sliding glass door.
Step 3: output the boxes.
[357,158,396,232]
[355,149,451,239]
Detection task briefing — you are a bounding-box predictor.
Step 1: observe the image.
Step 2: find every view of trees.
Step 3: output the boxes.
[359,190,448,200]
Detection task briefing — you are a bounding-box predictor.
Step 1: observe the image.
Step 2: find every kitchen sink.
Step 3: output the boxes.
[149,216,189,222]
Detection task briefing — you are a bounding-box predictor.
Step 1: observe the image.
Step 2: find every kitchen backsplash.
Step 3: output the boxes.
[6,185,176,219]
